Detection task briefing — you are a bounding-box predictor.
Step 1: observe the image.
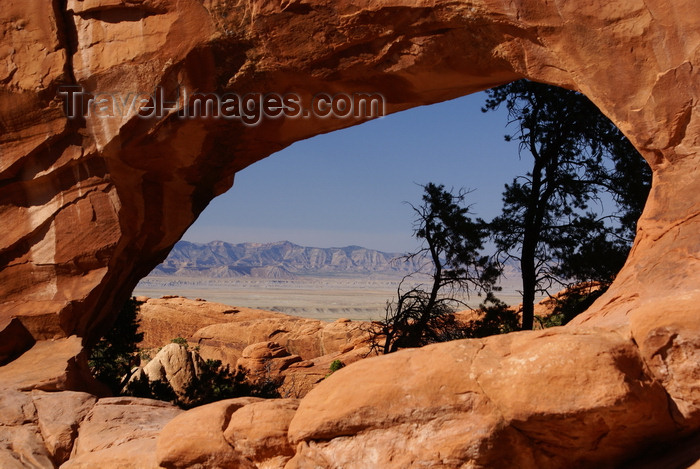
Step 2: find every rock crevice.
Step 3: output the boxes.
[1,0,699,466]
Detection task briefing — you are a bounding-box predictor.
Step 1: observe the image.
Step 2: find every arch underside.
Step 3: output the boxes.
[0,0,698,464]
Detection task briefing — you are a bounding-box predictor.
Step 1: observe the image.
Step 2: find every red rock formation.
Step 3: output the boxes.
[0,336,107,395]
[287,330,678,468]
[223,399,300,468]
[136,296,373,398]
[1,0,699,467]
[136,297,284,350]
[136,296,369,365]
[1,0,698,357]
[155,397,262,469]
[64,397,183,469]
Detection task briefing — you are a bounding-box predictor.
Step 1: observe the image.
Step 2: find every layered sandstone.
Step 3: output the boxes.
[136,296,369,365]
[1,0,698,357]
[135,296,372,398]
[62,397,183,469]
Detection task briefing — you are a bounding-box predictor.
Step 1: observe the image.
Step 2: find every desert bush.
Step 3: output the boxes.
[324,359,346,378]
[124,356,281,408]
[171,336,188,347]
[329,359,345,373]
[91,299,281,407]
[88,297,144,394]
[123,375,178,404]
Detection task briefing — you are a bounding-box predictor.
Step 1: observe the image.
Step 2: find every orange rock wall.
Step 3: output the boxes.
[1,1,698,360]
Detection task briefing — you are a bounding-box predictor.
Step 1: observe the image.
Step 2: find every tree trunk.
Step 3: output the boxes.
[520,255,536,330]
[520,221,538,330]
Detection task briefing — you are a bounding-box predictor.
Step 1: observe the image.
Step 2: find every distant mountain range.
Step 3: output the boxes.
[149,241,424,279]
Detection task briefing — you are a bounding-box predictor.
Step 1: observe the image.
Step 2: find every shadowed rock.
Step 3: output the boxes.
[1,0,699,467]
[0,0,698,353]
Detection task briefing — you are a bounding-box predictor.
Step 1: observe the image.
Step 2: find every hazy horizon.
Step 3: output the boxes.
[182,91,530,253]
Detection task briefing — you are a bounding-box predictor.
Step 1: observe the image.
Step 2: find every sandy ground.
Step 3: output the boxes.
[135,276,529,322]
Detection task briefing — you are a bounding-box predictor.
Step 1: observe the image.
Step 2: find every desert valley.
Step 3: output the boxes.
[134,240,528,321]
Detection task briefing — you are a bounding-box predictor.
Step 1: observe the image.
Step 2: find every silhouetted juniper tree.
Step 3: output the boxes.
[483,80,651,330]
[371,183,499,353]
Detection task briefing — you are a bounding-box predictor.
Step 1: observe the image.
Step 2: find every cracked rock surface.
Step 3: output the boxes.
[0,0,699,467]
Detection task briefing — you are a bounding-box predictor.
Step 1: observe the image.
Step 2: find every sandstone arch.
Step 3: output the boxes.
[1,0,699,465]
[2,0,697,351]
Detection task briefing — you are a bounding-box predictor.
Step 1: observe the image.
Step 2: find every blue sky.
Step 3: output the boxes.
[183,91,533,253]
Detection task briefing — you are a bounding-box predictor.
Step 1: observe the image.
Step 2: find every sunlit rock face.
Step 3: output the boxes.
[1,0,697,354]
[0,0,699,466]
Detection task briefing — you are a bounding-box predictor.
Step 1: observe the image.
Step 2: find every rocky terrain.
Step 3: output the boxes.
[1,0,699,467]
[135,296,373,397]
[1,295,698,468]
[149,240,421,278]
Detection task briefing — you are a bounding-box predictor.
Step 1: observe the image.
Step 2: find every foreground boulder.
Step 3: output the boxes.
[224,399,300,468]
[0,391,182,469]
[0,390,55,468]
[31,391,97,465]
[0,0,698,369]
[62,397,182,469]
[156,397,262,469]
[0,337,107,395]
[1,0,699,466]
[156,397,300,469]
[0,322,697,467]
[287,329,678,468]
[628,300,700,431]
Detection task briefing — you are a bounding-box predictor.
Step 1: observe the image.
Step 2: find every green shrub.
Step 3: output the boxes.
[329,359,345,373]
[123,375,178,404]
[88,298,144,394]
[171,336,188,347]
[324,359,346,379]
[90,298,282,407]
[459,293,520,339]
[124,357,282,409]
[183,360,281,408]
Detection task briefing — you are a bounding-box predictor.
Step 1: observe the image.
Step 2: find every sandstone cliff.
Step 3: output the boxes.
[133,296,373,398]
[1,0,699,467]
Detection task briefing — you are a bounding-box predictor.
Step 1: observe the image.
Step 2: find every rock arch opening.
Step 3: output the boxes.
[0,0,697,397]
[137,87,648,327]
[2,1,699,466]
[134,93,540,313]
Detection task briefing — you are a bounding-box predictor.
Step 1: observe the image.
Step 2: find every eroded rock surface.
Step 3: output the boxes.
[31,391,97,465]
[136,297,285,350]
[134,296,373,397]
[137,296,369,366]
[156,397,262,469]
[0,0,698,358]
[63,397,182,469]
[0,337,107,395]
[224,398,300,468]
[1,0,700,467]
[287,329,679,468]
[0,390,54,469]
